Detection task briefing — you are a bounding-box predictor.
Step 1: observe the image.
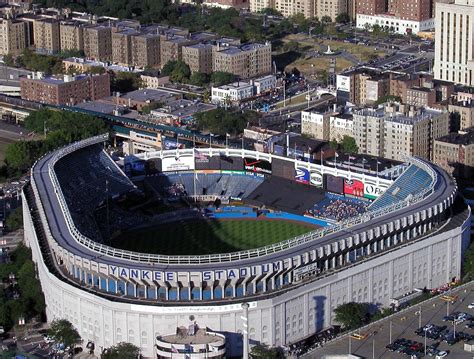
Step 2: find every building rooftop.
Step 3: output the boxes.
[185,43,212,50]
[450,99,474,108]
[152,99,216,118]
[437,128,474,146]
[158,327,224,345]
[119,88,181,103]
[241,42,270,51]
[214,81,253,90]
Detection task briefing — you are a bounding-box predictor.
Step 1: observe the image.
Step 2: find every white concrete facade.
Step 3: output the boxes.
[434,0,474,86]
[24,191,471,358]
[357,14,435,35]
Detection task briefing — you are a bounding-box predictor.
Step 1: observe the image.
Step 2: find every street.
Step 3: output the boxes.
[304,282,474,358]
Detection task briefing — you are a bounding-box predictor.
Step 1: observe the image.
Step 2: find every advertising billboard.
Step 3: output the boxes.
[310,171,323,187]
[162,156,195,172]
[295,167,310,184]
[324,174,344,194]
[244,157,272,175]
[344,179,364,197]
[364,183,387,199]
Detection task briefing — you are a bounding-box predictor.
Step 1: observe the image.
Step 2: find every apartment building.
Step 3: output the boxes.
[112,29,139,66]
[20,72,110,105]
[34,18,60,54]
[434,0,474,86]
[449,99,474,130]
[250,0,274,12]
[353,103,449,161]
[83,25,112,61]
[160,32,216,68]
[301,110,333,141]
[336,70,389,106]
[330,113,354,142]
[355,0,385,16]
[315,0,348,21]
[0,18,28,55]
[433,127,474,178]
[388,0,432,22]
[182,43,213,74]
[274,0,314,18]
[213,42,272,79]
[204,0,249,8]
[60,21,83,52]
[406,87,436,107]
[131,32,161,68]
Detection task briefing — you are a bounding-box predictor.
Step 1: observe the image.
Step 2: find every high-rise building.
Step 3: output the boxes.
[20,72,110,105]
[83,25,112,61]
[60,21,84,52]
[388,0,432,21]
[433,127,474,178]
[0,18,29,56]
[250,0,275,13]
[274,0,314,18]
[434,0,474,85]
[355,0,385,16]
[353,103,449,161]
[213,42,272,79]
[315,0,348,21]
[112,29,139,66]
[131,32,161,68]
[33,18,60,54]
[449,99,474,130]
[182,43,213,74]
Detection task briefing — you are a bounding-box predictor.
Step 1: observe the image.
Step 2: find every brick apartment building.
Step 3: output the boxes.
[20,72,110,105]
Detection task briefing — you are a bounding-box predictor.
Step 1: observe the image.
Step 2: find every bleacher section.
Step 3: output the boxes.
[54,145,136,240]
[245,176,325,215]
[369,165,433,211]
[308,193,367,222]
[145,173,264,199]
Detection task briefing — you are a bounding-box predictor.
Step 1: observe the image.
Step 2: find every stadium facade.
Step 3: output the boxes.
[23,134,471,357]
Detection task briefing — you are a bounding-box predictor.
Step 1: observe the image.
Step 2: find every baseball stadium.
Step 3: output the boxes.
[23,133,471,358]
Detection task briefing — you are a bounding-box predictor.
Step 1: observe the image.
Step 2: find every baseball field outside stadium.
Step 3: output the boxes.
[111,218,317,255]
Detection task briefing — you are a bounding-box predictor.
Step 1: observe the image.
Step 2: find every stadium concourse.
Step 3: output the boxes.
[23,134,470,358]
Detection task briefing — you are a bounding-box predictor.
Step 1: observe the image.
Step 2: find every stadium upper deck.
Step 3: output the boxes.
[28,134,457,279]
[24,134,470,357]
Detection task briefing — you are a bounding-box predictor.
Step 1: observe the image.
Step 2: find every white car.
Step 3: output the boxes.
[468,303,474,309]
[436,351,449,358]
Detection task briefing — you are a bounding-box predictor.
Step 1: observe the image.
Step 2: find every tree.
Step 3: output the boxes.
[341,135,358,154]
[102,342,140,359]
[334,302,370,329]
[321,15,333,24]
[195,108,259,136]
[3,54,14,67]
[329,138,338,150]
[189,72,209,87]
[47,319,82,348]
[210,71,235,86]
[161,60,191,83]
[250,343,284,358]
[5,206,22,232]
[335,13,350,24]
[111,72,143,93]
[258,8,282,16]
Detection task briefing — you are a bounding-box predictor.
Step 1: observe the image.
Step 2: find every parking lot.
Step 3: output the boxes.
[304,282,474,358]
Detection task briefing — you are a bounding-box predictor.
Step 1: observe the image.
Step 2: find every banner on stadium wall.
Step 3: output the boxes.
[243,157,272,175]
[310,171,323,187]
[124,156,146,176]
[195,170,220,174]
[162,156,195,172]
[295,167,310,184]
[364,183,387,199]
[324,174,344,194]
[344,179,364,197]
[221,170,245,175]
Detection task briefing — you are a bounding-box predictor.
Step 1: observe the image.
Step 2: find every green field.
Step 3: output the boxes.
[112,219,315,255]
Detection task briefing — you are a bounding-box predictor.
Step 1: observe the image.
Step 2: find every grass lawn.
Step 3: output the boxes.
[112,219,315,255]
[275,34,387,77]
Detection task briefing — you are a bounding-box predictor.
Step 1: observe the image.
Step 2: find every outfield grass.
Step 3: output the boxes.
[112,219,315,255]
